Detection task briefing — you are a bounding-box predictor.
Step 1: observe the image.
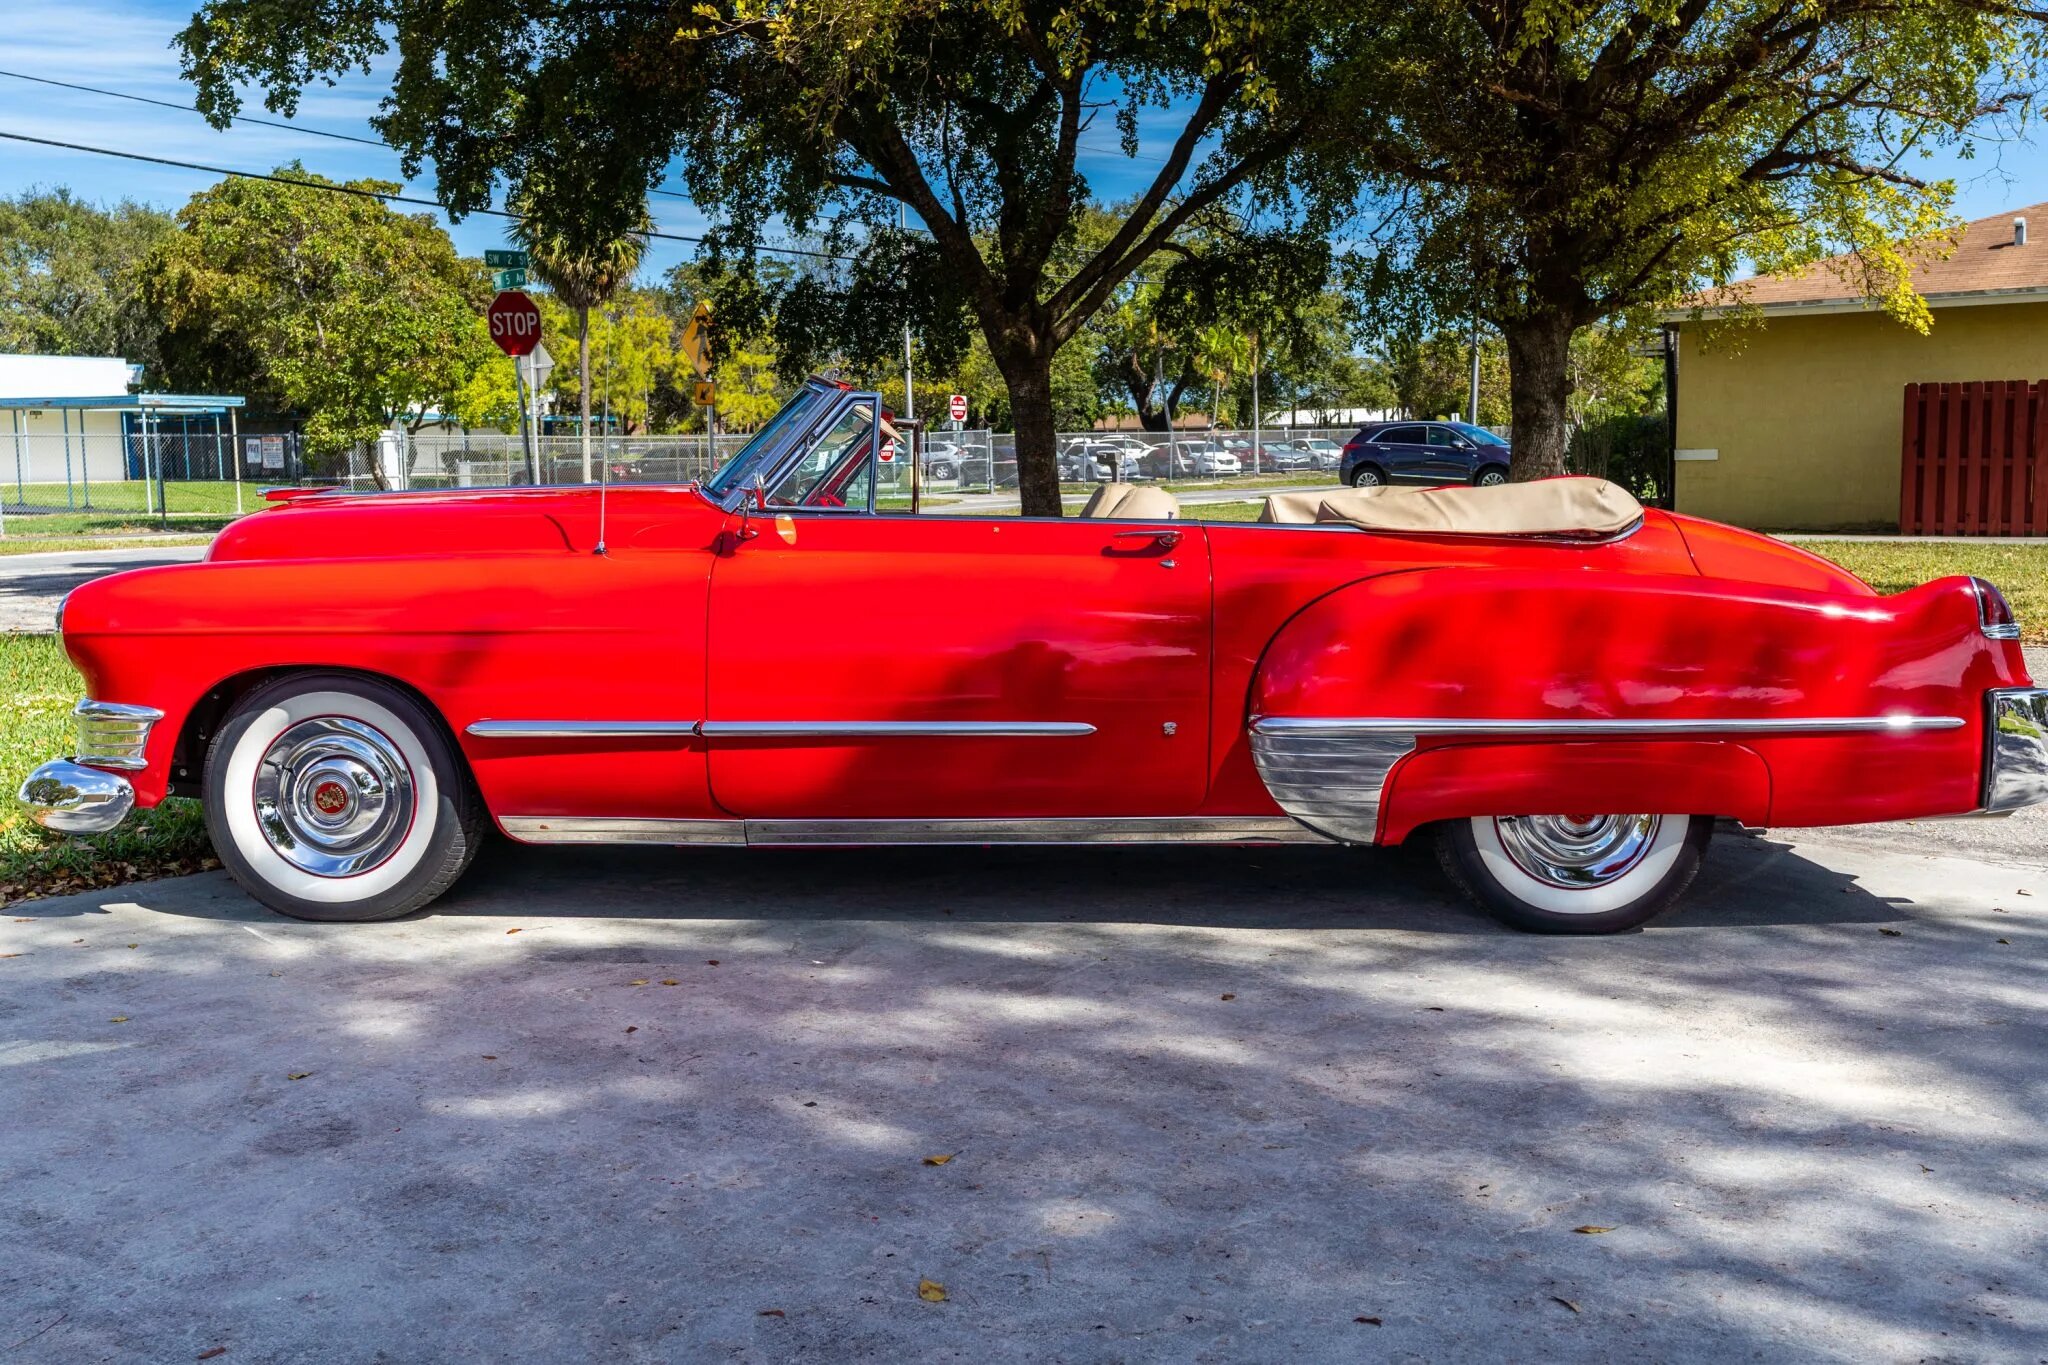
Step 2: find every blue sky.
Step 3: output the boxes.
[3,0,2044,285]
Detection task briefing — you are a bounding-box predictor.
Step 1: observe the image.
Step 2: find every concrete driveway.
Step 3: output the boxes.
[4,821,2044,1361]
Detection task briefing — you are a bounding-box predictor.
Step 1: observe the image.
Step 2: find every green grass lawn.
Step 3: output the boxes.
[0,634,214,905]
[0,533,216,557]
[4,479,253,517]
[1797,540,2048,644]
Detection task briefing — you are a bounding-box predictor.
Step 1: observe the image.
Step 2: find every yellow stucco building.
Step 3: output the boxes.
[1672,201,2048,531]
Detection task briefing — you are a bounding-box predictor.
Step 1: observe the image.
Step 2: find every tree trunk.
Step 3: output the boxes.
[1502,311,1574,481]
[577,305,593,483]
[999,346,1063,518]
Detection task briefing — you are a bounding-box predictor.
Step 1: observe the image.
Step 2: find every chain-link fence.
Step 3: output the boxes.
[2,417,1374,531]
[2,428,273,521]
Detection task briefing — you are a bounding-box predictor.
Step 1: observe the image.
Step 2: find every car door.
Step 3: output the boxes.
[1423,424,1477,483]
[1368,425,1429,482]
[703,410,1212,821]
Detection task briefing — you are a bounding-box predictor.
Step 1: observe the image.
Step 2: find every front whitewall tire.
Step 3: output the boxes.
[204,674,483,921]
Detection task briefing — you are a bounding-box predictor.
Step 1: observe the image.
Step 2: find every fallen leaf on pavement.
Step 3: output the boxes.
[197,1350,227,1360]
[1220,993,1236,1001]
[660,979,680,986]
[109,1016,128,1023]
[1354,1316,1382,1325]
[0,953,20,959]
[923,1154,954,1166]
[918,1280,947,1302]
[1552,1297,1581,1314]
[287,1073,312,1081]
[628,980,649,987]
[1572,1226,1614,1235]
[757,1309,784,1318]
[706,960,720,966]
[625,1026,638,1033]
[505,928,522,935]
[1878,928,1903,937]
[481,1055,497,1061]
[1997,938,2010,945]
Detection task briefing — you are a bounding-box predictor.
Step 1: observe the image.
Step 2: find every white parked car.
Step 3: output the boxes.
[1172,441,1242,476]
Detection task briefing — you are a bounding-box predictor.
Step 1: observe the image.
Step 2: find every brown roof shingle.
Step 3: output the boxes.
[1693,200,2048,311]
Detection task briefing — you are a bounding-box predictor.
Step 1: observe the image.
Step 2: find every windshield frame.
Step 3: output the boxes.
[701,378,845,505]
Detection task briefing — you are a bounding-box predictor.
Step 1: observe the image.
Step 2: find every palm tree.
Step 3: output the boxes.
[510,199,651,481]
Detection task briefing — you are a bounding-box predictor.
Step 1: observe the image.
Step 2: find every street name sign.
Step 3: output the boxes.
[484,250,529,268]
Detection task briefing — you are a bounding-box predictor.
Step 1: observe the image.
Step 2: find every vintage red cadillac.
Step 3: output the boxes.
[20,377,2048,932]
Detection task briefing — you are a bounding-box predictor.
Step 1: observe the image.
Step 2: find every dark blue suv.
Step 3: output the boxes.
[1339,421,1512,488]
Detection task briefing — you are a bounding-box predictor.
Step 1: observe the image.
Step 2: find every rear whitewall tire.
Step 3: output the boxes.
[1437,814,1713,934]
[204,673,483,922]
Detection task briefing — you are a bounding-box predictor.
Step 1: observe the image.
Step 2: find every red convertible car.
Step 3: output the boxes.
[21,377,2048,932]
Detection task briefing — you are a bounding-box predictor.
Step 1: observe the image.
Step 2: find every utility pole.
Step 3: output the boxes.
[1468,314,1482,427]
[900,201,915,423]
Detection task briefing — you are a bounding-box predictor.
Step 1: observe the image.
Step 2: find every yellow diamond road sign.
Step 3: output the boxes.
[681,301,713,377]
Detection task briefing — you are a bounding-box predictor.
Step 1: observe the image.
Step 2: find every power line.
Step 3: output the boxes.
[0,129,858,262]
[0,68,696,201]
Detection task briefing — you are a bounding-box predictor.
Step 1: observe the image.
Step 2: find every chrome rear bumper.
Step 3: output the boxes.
[1985,689,2048,812]
[18,760,136,834]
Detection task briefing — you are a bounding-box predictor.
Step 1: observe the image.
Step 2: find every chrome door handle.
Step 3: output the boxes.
[1109,528,1181,550]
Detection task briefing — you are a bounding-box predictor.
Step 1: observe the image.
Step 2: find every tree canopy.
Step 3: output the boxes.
[0,190,174,374]
[1333,0,2048,478]
[179,0,1363,514]
[142,167,496,468]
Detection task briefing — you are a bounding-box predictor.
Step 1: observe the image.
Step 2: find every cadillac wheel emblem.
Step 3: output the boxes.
[312,781,350,815]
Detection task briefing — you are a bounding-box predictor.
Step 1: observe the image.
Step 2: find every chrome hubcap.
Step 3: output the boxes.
[1494,814,1661,889]
[253,718,414,877]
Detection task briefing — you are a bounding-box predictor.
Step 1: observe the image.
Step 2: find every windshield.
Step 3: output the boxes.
[703,380,840,498]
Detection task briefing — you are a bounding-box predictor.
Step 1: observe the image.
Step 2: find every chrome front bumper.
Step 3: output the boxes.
[1986,688,2048,812]
[18,760,136,834]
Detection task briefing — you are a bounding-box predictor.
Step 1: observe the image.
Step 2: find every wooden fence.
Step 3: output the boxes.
[1900,380,2048,535]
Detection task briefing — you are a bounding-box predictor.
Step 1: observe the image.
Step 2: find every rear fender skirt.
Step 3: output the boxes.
[1375,739,1772,845]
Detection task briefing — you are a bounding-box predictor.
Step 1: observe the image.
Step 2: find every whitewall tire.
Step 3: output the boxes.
[1437,814,1713,934]
[204,673,483,922]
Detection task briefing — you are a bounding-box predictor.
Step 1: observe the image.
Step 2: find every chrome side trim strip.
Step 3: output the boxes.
[500,817,746,845]
[468,720,701,739]
[1251,714,1965,738]
[743,817,1330,845]
[699,721,1096,739]
[1247,711,1967,846]
[495,815,1327,846]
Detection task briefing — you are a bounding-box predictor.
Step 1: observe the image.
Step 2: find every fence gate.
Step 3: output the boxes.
[1900,380,2048,535]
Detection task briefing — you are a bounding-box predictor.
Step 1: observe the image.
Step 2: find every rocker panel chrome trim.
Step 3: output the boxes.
[500,817,745,845]
[497,815,1325,846]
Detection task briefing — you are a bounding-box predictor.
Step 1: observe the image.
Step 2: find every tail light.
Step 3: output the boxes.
[1972,577,2021,640]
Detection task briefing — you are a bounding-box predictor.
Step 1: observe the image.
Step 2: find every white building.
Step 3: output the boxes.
[1,354,245,500]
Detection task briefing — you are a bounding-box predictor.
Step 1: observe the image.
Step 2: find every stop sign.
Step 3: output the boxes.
[487,290,542,357]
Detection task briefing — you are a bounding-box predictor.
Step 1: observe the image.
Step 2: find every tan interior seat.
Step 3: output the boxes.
[1258,477,1641,538]
[1079,482,1181,520]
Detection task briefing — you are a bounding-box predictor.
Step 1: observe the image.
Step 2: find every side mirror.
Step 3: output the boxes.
[736,474,767,541]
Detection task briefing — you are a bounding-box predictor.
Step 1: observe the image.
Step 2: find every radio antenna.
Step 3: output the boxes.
[594,425,609,556]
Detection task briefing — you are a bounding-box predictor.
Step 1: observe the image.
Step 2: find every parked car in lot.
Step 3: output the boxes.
[25,375,2047,935]
[1169,440,1242,477]
[920,441,964,481]
[1059,440,1148,483]
[1341,421,1511,487]
[1282,437,1345,471]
